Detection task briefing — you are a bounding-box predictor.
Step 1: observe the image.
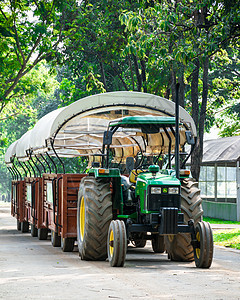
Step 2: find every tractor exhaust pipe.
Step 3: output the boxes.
[175,83,180,179]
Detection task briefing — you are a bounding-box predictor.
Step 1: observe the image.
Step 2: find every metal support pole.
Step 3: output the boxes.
[50,139,65,174]
[236,161,240,221]
[46,152,57,174]
[12,161,21,180]
[7,166,15,179]
[27,159,36,177]
[18,160,28,177]
[40,154,51,173]
[29,152,41,177]
[23,161,31,177]
[35,155,46,174]
[175,83,180,179]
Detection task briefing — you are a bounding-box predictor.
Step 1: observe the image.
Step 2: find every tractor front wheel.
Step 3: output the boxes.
[107,220,127,267]
[194,221,213,268]
[165,178,203,262]
[77,177,112,261]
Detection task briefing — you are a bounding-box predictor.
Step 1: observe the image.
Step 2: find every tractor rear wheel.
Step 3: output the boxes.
[107,220,127,267]
[61,237,75,252]
[51,230,61,247]
[31,224,38,237]
[77,177,112,261]
[194,221,213,268]
[165,178,203,262]
[152,235,165,253]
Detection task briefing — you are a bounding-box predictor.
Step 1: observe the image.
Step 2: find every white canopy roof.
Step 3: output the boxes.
[6,91,197,163]
[5,140,18,164]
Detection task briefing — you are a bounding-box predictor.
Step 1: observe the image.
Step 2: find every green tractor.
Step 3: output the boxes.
[77,115,213,268]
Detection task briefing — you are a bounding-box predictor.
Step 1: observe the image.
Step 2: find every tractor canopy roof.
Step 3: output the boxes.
[5,91,196,166]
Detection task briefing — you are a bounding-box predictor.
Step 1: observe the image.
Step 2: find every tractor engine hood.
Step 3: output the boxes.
[136,172,181,186]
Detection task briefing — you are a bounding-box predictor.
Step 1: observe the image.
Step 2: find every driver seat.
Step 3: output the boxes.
[129,169,143,184]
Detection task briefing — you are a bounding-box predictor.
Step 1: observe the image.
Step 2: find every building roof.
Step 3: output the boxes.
[202,136,240,165]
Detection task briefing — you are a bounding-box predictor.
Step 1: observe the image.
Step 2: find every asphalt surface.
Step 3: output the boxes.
[0,203,240,300]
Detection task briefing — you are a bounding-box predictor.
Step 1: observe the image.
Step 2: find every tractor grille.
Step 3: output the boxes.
[147,186,181,211]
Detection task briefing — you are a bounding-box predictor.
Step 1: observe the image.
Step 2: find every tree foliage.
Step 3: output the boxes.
[0,0,81,112]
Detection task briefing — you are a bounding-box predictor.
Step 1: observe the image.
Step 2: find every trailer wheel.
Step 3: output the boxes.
[21,221,29,233]
[107,220,127,267]
[165,178,203,261]
[38,228,48,240]
[31,224,38,237]
[51,230,61,247]
[17,220,21,231]
[194,221,213,268]
[152,235,165,253]
[77,177,112,261]
[61,237,75,252]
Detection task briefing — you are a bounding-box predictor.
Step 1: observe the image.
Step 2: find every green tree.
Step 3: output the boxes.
[0,0,81,113]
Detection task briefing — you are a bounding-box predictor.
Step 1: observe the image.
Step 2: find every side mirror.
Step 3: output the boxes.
[185,131,195,145]
[103,131,113,145]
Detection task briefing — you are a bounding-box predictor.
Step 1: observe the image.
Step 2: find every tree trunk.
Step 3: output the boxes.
[191,56,209,181]
[133,55,142,92]
[179,67,185,108]
[190,58,200,180]
[140,59,147,93]
[171,70,176,102]
[99,60,108,92]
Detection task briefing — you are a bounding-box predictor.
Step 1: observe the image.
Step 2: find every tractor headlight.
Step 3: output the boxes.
[151,187,161,194]
[168,187,179,194]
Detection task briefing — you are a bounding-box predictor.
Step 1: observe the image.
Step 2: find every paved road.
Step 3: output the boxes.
[0,204,240,300]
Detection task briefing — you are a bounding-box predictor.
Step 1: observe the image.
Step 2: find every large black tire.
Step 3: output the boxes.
[152,235,165,253]
[165,178,203,262]
[77,177,112,261]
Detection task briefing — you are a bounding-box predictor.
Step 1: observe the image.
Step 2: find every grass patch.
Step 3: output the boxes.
[203,217,240,225]
[213,229,240,250]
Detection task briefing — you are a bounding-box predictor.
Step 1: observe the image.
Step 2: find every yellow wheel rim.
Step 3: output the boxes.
[80,196,85,240]
[196,231,200,259]
[109,229,114,257]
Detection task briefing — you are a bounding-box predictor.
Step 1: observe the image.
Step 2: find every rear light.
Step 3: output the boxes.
[180,169,190,176]
[98,169,109,174]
